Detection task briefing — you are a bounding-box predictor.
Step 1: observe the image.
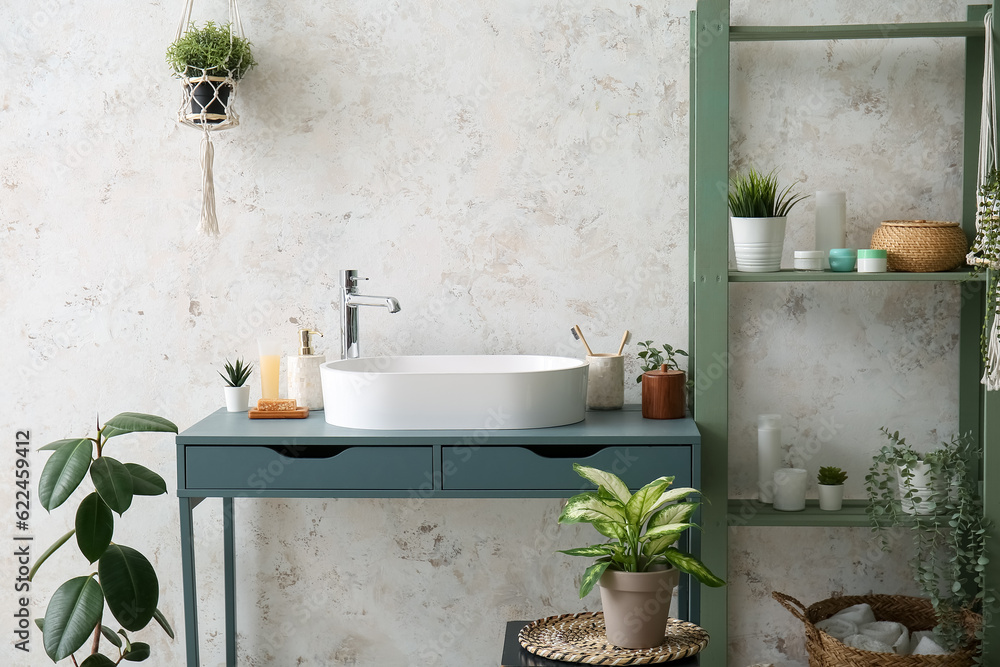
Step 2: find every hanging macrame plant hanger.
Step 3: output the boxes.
[970,10,1000,390]
[174,0,246,235]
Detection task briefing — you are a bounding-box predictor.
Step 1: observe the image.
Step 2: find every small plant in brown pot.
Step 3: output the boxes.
[636,340,688,419]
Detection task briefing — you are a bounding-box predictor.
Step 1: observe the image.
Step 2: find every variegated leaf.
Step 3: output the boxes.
[640,487,699,524]
[662,547,725,587]
[641,523,697,542]
[648,502,699,529]
[624,477,673,525]
[558,545,617,558]
[592,520,626,540]
[578,561,612,598]
[573,464,631,504]
[559,492,626,525]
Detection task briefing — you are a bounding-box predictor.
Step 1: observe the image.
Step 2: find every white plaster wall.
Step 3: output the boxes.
[0,0,973,665]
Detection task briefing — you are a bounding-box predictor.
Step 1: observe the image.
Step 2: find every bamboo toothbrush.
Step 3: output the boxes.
[616,330,631,356]
[571,325,594,356]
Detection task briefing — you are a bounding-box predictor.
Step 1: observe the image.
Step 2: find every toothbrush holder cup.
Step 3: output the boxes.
[586,354,624,410]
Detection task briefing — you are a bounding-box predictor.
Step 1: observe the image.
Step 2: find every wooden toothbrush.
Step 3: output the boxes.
[571,325,594,356]
[616,330,631,356]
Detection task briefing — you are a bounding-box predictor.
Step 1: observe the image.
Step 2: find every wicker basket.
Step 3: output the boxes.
[773,592,979,667]
[870,220,969,272]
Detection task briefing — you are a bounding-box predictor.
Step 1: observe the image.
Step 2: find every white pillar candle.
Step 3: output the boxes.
[757,414,782,503]
[773,468,808,511]
[815,191,846,269]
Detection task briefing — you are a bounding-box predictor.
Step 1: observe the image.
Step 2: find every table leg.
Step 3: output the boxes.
[179,496,203,667]
[224,497,237,666]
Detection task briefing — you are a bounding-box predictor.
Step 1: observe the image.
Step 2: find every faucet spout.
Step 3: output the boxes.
[339,269,401,360]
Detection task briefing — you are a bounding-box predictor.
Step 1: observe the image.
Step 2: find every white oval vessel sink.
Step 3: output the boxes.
[320,355,588,430]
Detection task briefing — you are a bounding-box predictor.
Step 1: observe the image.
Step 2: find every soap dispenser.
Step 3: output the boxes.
[288,329,325,410]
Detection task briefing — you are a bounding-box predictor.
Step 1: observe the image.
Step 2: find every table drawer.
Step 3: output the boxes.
[185,445,432,490]
[441,445,691,491]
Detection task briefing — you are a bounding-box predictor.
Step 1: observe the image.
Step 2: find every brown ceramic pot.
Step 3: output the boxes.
[641,365,685,419]
[599,566,680,648]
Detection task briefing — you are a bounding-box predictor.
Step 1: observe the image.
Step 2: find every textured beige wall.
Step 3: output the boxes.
[1,0,973,665]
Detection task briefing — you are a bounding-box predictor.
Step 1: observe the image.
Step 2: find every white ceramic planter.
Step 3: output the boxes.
[772,468,807,511]
[224,385,251,412]
[896,463,951,515]
[731,216,788,272]
[818,484,844,511]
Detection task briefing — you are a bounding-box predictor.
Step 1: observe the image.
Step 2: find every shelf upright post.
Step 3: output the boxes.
[689,2,731,665]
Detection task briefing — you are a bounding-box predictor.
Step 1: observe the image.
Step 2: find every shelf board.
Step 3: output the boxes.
[728,268,985,283]
[728,499,871,527]
[730,21,983,42]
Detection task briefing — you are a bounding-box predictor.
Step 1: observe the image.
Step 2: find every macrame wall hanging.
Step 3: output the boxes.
[166,0,256,235]
[970,11,1000,390]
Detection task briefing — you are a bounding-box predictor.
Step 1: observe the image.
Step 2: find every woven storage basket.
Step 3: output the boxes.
[870,220,968,272]
[773,592,979,667]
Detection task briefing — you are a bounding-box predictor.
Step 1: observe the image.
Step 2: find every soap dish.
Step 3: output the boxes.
[248,407,310,419]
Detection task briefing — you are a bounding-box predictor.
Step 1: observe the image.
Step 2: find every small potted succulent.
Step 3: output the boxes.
[165,21,257,123]
[728,167,808,272]
[219,357,253,412]
[636,341,688,419]
[557,464,724,648]
[816,466,848,511]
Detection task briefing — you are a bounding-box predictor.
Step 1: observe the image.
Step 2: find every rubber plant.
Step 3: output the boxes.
[31,412,177,665]
[557,464,725,598]
[865,427,993,661]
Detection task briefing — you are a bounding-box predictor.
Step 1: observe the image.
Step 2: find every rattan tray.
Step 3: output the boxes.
[517,612,709,665]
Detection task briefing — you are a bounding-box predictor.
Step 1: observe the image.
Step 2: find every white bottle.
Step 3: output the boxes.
[815,191,847,269]
[287,329,325,410]
[757,414,782,503]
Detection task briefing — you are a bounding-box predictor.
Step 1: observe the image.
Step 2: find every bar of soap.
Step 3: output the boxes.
[257,398,297,411]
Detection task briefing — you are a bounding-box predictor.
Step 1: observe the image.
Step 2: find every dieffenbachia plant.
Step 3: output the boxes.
[557,463,725,598]
[31,412,177,665]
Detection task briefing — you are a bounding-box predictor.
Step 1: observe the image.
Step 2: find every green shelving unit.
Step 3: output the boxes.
[689,3,1000,665]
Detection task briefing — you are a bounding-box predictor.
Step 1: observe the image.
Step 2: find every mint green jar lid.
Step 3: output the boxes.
[828,248,856,256]
[858,249,887,259]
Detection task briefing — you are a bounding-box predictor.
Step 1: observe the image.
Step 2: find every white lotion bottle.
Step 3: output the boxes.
[288,329,325,410]
[815,191,847,269]
[757,414,782,503]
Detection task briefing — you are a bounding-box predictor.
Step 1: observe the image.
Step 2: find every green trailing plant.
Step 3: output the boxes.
[865,427,993,659]
[219,357,253,387]
[556,463,725,598]
[635,340,688,383]
[165,21,257,80]
[972,168,1000,376]
[31,413,178,665]
[728,167,809,218]
[817,466,848,486]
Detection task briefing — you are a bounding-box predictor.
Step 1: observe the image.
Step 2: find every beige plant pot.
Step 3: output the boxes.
[598,567,680,648]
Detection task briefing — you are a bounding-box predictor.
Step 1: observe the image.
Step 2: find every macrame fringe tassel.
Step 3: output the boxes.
[985,311,1000,391]
[198,131,219,236]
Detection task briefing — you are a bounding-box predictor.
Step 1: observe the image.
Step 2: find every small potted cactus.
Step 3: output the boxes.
[219,357,253,412]
[817,466,848,511]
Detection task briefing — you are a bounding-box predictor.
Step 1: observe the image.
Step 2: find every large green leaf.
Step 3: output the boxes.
[578,560,611,598]
[123,642,151,661]
[42,576,104,661]
[81,654,116,667]
[648,502,698,529]
[641,523,697,542]
[558,492,626,525]
[101,413,177,440]
[39,437,92,451]
[573,464,631,504]
[38,439,93,511]
[642,531,684,559]
[152,608,174,639]
[100,624,123,647]
[91,457,134,514]
[640,487,699,524]
[124,463,167,496]
[592,520,626,541]
[99,545,159,631]
[662,547,725,587]
[557,545,617,558]
[28,529,76,581]
[76,493,114,563]
[624,476,674,525]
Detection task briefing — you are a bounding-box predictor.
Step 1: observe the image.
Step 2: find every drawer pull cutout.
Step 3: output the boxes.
[520,445,608,459]
[265,445,351,459]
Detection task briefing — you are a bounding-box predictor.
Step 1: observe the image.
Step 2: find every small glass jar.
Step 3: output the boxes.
[794,250,825,271]
[857,248,888,273]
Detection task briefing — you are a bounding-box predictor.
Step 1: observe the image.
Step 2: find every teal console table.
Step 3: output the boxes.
[175,405,702,666]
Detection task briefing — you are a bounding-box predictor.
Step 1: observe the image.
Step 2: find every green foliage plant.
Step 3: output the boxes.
[728,167,809,218]
[817,466,848,486]
[165,21,257,80]
[866,427,993,659]
[31,413,178,665]
[219,357,253,387]
[557,463,725,598]
[972,168,1000,372]
[635,340,688,383]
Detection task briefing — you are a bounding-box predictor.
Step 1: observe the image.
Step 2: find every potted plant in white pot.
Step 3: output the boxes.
[165,21,257,124]
[557,464,725,649]
[729,167,808,272]
[816,466,847,511]
[219,357,253,412]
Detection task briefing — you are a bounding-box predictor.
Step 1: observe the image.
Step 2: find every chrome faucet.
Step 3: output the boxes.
[340,269,401,359]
